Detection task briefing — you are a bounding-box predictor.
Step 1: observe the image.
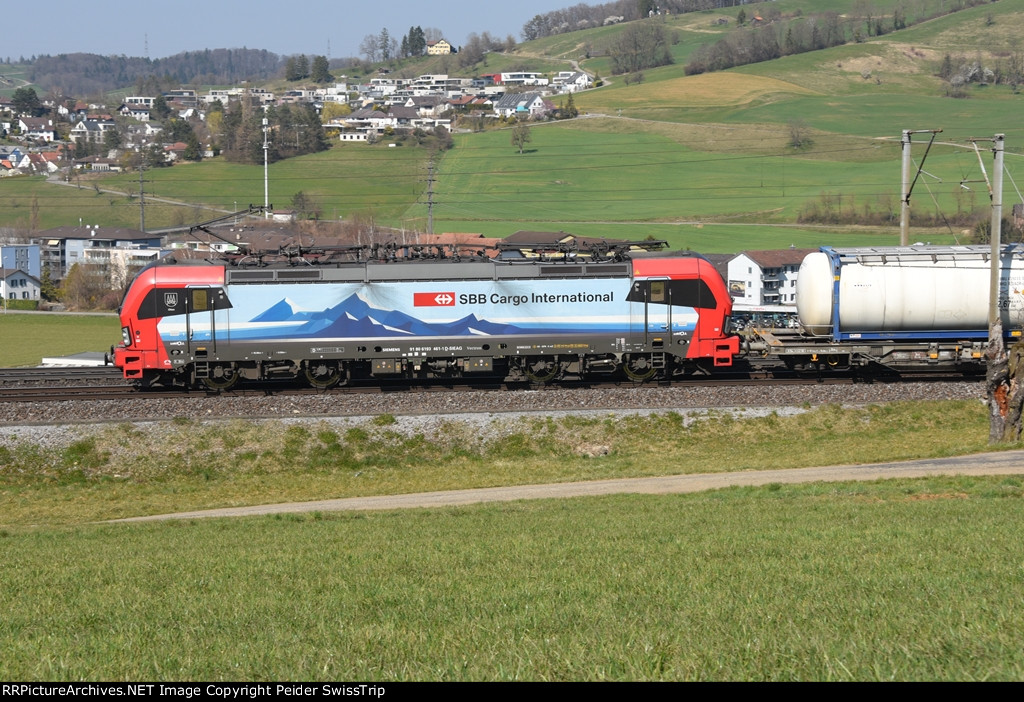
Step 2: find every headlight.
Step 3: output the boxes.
[122,326,132,346]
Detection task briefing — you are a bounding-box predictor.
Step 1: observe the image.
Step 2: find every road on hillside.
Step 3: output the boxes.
[112,450,1024,523]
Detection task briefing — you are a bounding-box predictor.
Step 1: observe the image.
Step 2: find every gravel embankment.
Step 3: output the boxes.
[0,381,986,451]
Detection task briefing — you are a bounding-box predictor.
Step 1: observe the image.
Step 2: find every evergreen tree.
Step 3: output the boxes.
[408,26,426,56]
[151,95,172,121]
[12,87,43,116]
[310,55,332,83]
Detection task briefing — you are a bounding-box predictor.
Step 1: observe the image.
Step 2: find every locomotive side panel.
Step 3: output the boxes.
[113,252,739,387]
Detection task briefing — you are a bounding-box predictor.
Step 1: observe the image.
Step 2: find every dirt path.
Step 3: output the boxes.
[112,449,1024,523]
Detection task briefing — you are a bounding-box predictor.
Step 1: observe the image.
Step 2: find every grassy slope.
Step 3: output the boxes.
[3,2,1021,246]
[3,475,1022,680]
[0,401,994,526]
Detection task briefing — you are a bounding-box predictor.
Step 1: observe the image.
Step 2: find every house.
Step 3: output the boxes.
[21,153,58,174]
[726,248,815,310]
[499,72,549,87]
[343,107,395,133]
[552,71,592,93]
[493,92,549,119]
[163,89,198,108]
[74,155,122,172]
[124,122,164,149]
[34,226,164,282]
[70,119,117,144]
[426,39,452,55]
[18,117,57,142]
[1,268,42,304]
[403,96,445,116]
[163,142,189,161]
[119,103,152,121]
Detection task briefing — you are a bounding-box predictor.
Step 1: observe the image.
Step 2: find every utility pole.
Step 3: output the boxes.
[263,117,270,218]
[426,157,435,235]
[899,128,942,246]
[980,134,1012,442]
[138,162,147,233]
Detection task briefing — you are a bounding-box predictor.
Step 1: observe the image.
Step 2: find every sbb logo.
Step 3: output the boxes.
[414,292,456,307]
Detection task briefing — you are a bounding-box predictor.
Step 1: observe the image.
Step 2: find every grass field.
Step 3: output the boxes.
[2,478,1022,680]
[0,313,118,367]
[1,401,1022,680]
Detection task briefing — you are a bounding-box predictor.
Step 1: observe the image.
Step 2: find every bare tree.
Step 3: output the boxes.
[511,122,532,154]
[360,34,381,63]
[788,119,813,149]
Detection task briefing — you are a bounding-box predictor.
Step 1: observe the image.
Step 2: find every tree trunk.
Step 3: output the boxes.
[987,320,1008,443]
[1001,338,1024,443]
[986,320,1024,443]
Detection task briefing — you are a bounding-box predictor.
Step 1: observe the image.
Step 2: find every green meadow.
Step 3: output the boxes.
[1,401,1023,680]
[2,478,1023,681]
[0,313,118,366]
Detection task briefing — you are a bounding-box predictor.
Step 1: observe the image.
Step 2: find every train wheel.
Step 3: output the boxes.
[304,361,343,389]
[524,357,558,384]
[622,354,657,382]
[202,364,239,391]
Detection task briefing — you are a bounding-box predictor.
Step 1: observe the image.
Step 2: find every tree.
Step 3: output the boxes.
[295,54,309,80]
[410,26,426,56]
[12,87,43,116]
[39,267,60,302]
[151,95,172,121]
[311,55,332,83]
[291,190,322,220]
[459,34,486,67]
[103,125,122,151]
[360,34,381,63]
[511,122,532,154]
[61,263,109,311]
[563,93,578,118]
[609,22,674,75]
[378,28,393,62]
[320,101,351,123]
[788,119,813,149]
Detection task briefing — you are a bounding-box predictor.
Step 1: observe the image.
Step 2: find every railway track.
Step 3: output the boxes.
[0,366,983,404]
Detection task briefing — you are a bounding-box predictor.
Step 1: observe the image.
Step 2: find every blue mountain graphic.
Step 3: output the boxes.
[241,292,609,340]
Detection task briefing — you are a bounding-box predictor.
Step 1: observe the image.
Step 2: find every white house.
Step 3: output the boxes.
[18,117,57,142]
[70,119,117,144]
[726,249,814,310]
[1,267,42,303]
[493,93,549,119]
[553,71,593,93]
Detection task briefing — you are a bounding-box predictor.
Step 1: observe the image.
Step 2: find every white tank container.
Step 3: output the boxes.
[797,246,1024,336]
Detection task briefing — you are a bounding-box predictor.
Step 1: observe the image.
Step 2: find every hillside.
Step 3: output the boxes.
[2,0,1021,252]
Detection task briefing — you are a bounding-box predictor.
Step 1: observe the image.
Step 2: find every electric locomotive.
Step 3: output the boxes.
[112,240,739,389]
